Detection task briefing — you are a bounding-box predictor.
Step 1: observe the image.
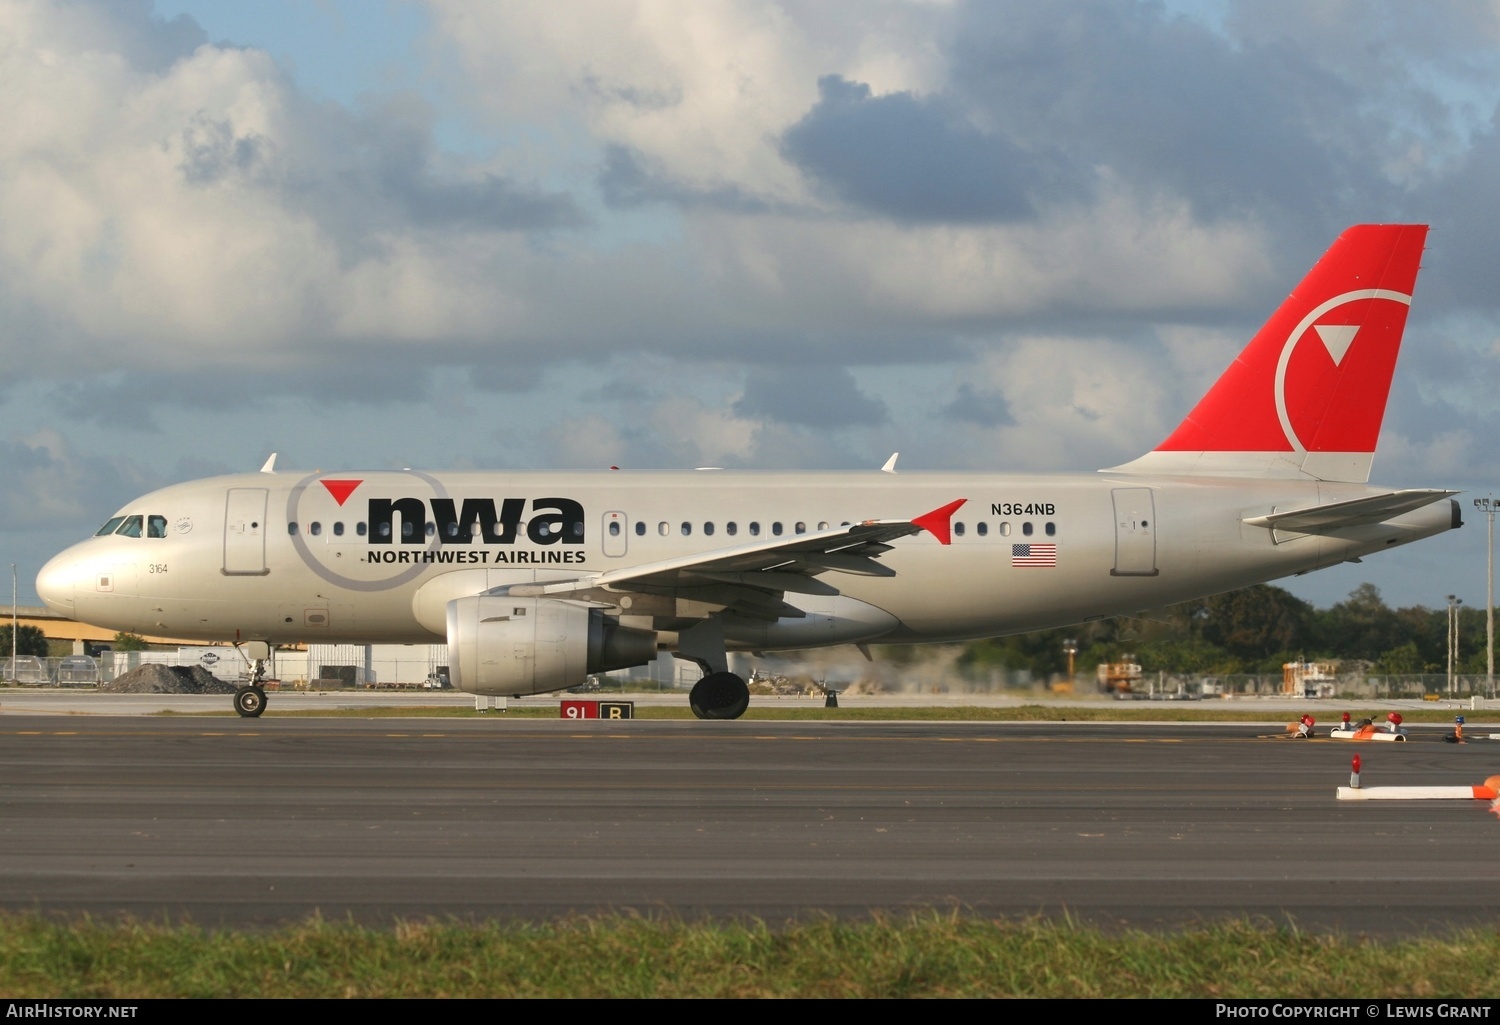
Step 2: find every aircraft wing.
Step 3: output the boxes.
[1242,490,1457,533]
[502,499,965,620]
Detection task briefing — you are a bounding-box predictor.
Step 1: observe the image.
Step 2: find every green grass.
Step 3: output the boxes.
[0,913,1496,998]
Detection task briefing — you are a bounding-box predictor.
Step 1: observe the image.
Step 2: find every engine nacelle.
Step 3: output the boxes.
[446,595,657,695]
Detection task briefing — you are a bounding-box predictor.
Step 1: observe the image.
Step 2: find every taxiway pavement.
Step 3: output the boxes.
[0,714,1495,934]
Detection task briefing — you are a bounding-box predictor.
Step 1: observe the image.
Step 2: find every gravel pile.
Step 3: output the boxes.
[102,663,238,694]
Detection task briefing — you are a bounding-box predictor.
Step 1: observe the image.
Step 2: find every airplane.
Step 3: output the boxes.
[35,224,1460,720]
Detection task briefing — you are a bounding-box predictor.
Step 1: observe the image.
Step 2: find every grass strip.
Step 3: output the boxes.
[1,913,1496,998]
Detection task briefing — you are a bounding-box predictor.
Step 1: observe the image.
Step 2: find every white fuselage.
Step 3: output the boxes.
[36,468,1457,654]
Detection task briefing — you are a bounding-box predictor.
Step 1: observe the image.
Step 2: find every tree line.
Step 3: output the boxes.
[932,583,1493,679]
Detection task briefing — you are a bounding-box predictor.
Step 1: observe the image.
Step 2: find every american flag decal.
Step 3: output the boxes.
[1011,543,1057,567]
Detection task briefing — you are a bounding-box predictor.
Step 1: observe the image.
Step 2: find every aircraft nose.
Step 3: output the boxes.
[35,551,79,615]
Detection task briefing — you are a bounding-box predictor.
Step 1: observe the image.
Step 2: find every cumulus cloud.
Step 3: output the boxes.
[956,335,1177,471]
[6,0,1500,610]
[0,428,154,528]
[780,75,1072,223]
[425,0,950,206]
[0,0,583,384]
[734,365,887,428]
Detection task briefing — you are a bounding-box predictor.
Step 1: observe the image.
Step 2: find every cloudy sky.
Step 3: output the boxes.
[4,0,1500,612]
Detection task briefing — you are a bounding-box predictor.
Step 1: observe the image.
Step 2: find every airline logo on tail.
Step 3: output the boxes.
[1109,224,1427,483]
[1273,286,1412,457]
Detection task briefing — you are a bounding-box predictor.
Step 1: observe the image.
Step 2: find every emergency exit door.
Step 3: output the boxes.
[1111,487,1158,576]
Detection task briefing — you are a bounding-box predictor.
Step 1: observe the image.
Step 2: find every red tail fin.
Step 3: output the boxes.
[1109,224,1427,483]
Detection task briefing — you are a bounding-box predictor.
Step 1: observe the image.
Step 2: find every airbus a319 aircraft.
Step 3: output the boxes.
[37,224,1459,719]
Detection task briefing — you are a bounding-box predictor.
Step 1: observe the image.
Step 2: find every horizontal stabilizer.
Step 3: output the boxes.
[1243,489,1456,533]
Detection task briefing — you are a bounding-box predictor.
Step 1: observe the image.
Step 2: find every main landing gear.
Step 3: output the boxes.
[677,617,749,720]
[690,671,750,720]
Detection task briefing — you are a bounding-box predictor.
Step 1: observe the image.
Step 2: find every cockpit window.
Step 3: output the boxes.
[115,515,143,538]
[147,515,167,538]
[95,517,126,537]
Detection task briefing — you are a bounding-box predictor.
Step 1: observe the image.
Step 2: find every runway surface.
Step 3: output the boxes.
[1,715,1496,934]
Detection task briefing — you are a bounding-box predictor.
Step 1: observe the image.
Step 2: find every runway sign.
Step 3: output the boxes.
[561,700,635,720]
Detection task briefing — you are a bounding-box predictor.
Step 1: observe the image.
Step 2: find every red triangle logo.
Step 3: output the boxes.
[320,479,363,506]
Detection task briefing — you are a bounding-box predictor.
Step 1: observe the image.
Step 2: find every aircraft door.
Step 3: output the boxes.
[602,510,628,557]
[223,488,270,576]
[1110,487,1159,576]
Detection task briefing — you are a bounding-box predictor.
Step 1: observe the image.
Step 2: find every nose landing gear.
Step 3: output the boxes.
[231,641,274,718]
[233,684,267,718]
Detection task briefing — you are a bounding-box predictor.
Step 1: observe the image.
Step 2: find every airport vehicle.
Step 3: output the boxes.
[35,225,1459,720]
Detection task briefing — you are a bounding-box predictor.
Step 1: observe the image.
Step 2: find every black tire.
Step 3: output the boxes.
[690,671,750,720]
[234,686,267,718]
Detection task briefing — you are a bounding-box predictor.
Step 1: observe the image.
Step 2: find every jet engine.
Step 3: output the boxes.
[446,595,657,695]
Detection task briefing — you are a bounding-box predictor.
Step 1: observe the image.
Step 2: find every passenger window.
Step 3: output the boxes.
[572,522,584,537]
[954,522,965,537]
[288,522,299,536]
[1000,522,1012,537]
[147,515,167,538]
[772,522,783,536]
[681,522,692,536]
[357,522,367,537]
[635,521,645,536]
[818,522,829,531]
[334,522,345,537]
[116,515,143,538]
[659,522,669,536]
[1022,522,1034,536]
[749,522,761,536]
[977,522,988,537]
[726,522,737,536]
[609,522,621,536]
[426,522,436,537]
[310,522,322,537]
[795,522,806,534]
[95,517,126,537]
[379,522,391,538]
[1045,521,1056,536]
[704,522,715,536]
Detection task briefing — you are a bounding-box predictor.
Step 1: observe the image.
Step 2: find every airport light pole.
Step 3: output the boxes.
[9,564,15,683]
[1475,497,1496,698]
[1062,639,1078,686]
[1447,594,1463,697]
